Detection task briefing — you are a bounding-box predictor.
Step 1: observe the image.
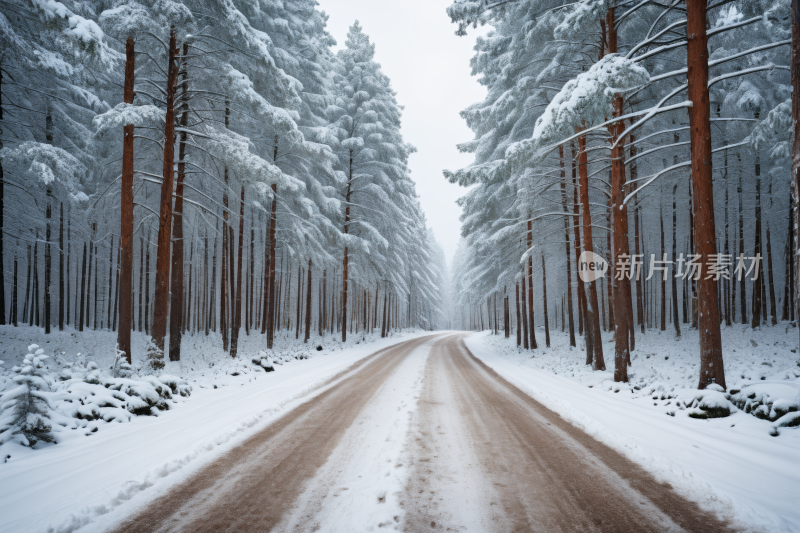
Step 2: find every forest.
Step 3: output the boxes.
[0,0,449,365]
[446,0,796,387]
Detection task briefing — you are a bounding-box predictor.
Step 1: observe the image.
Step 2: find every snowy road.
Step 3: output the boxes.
[112,334,734,532]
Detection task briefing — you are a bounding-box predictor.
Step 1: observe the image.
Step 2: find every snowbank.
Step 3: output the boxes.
[465,325,800,532]
[0,325,432,533]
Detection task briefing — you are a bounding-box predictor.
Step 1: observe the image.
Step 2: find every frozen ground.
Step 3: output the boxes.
[0,325,431,533]
[467,324,800,532]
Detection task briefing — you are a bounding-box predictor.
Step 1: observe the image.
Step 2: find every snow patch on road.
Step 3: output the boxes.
[277,335,442,531]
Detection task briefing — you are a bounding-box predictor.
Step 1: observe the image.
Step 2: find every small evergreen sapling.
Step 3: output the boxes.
[0,345,57,447]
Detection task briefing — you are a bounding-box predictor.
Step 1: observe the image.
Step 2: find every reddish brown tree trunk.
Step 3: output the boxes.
[305,259,312,342]
[117,36,135,363]
[559,145,576,347]
[610,93,629,382]
[230,186,245,357]
[151,27,180,351]
[571,144,587,340]
[168,42,189,361]
[527,220,537,349]
[579,132,605,370]
[688,0,725,389]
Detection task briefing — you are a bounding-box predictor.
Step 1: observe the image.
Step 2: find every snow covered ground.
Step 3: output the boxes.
[466,324,800,533]
[0,325,432,533]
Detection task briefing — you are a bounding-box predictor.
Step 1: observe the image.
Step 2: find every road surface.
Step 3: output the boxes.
[114,333,734,532]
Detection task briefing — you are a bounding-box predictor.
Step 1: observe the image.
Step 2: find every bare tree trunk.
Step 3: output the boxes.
[113,244,119,332]
[516,282,521,346]
[660,203,667,331]
[107,236,113,329]
[610,92,629,382]
[688,0,725,388]
[138,236,144,332]
[752,150,763,329]
[152,27,180,351]
[305,259,312,343]
[45,191,51,334]
[266,143,278,347]
[79,243,86,332]
[527,220,537,349]
[117,36,135,359]
[541,253,550,347]
[792,0,800,344]
[12,245,17,326]
[296,263,302,339]
[559,145,576,347]
[231,186,245,357]
[738,171,747,324]
[571,143,587,342]
[342,152,353,343]
[168,42,189,361]
[672,189,682,338]
[521,270,529,348]
[59,204,64,330]
[578,132,605,370]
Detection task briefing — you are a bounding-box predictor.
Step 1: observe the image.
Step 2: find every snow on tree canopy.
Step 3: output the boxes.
[516,54,649,151]
[221,65,301,136]
[30,0,119,67]
[554,0,610,41]
[93,103,164,135]
[203,126,304,194]
[0,142,88,202]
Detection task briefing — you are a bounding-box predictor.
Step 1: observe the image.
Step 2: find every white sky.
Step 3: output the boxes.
[316,0,486,264]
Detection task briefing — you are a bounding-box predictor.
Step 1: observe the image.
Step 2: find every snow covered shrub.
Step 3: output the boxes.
[0,345,57,447]
[140,339,166,375]
[111,345,134,378]
[251,353,275,372]
[685,385,734,419]
[729,383,800,422]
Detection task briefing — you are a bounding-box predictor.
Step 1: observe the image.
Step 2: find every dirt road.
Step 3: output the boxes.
[114,334,734,532]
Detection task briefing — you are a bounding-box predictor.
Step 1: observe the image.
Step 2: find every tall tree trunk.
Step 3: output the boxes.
[542,253,550,347]
[266,181,278,347]
[58,204,64,330]
[571,143,588,342]
[79,243,86,332]
[609,90,630,381]
[342,152,353,342]
[672,186,681,337]
[145,228,151,335]
[12,245,17,326]
[793,0,800,343]
[152,27,180,351]
[138,236,144,332]
[738,171,747,324]
[231,186,245,357]
[44,191,52,334]
[516,282,521,346]
[765,224,776,325]
[527,220,537,349]
[296,263,302,339]
[169,41,189,361]
[578,132,605,370]
[23,245,30,325]
[688,0,725,388]
[107,236,114,329]
[117,35,135,360]
[752,151,763,329]
[113,244,120,332]
[305,259,312,343]
[660,203,667,331]
[521,270,529,349]
[559,145,576,347]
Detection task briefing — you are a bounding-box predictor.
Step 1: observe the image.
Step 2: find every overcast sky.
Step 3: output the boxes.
[316,0,486,265]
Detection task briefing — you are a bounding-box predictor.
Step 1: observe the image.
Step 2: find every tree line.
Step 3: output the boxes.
[0,0,448,362]
[446,0,795,388]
